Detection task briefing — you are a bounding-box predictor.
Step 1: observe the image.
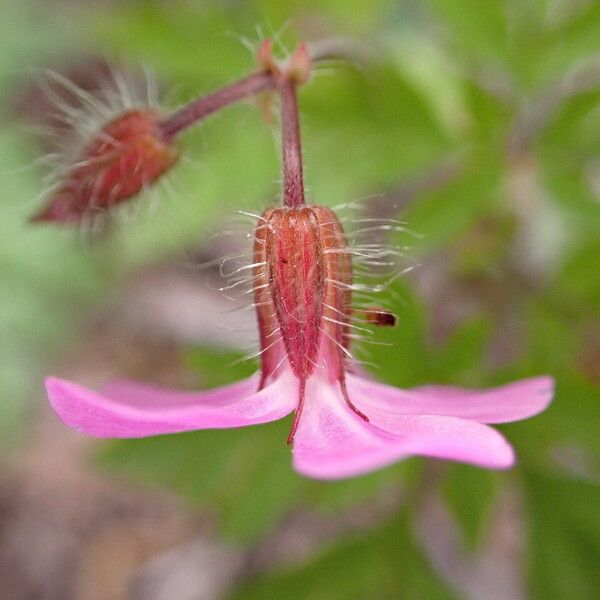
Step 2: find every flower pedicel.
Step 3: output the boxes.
[43,42,553,479]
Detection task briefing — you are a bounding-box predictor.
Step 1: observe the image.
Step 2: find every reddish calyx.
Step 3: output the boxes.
[32,109,180,224]
[253,205,369,444]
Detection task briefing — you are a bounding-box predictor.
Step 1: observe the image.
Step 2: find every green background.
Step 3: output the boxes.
[1,1,599,598]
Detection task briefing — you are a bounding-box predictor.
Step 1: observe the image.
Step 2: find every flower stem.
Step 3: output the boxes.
[160,70,274,140]
[279,78,305,208]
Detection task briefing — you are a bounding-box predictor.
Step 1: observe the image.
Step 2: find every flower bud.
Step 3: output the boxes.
[31,109,179,223]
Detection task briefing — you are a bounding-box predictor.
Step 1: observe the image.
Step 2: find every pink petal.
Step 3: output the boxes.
[293,379,515,480]
[346,374,553,424]
[45,371,296,438]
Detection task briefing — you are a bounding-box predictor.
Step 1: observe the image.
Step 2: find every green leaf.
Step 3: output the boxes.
[425,0,509,65]
[360,280,430,388]
[463,79,513,144]
[101,418,304,543]
[227,511,460,600]
[305,460,422,513]
[541,166,600,227]
[443,464,498,549]
[95,3,250,83]
[433,318,491,384]
[524,470,600,600]
[532,2,600,84]
[537,87,600,155]
[301,60,449,205]
[259,0,395,36]
[0,130,109,444]
[400,158,502,253]
[560,237,600,311]
[184,347,258,388]
[501,296,600,463]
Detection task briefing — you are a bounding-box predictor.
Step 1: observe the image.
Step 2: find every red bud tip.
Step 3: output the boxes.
[288,43,311,84]
[256,40,312,84]
[257,39,279,76]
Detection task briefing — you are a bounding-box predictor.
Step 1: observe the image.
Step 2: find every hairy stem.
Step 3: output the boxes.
[160,70,274,139]
[279,78,305,208]
[155,38,366,141]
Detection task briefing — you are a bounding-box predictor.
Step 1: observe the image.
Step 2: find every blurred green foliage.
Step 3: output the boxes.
[2,1,600,598]
[228,512,460,600]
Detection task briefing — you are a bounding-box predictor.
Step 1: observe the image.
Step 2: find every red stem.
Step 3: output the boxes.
[160,70,274,139]
[279,78,305,208]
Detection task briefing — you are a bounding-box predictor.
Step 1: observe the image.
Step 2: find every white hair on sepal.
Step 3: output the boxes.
[190,192,418,372]
[333,200,418,291]
[192,208,265,301]
[68,164,182,242]
[323,197,420,366]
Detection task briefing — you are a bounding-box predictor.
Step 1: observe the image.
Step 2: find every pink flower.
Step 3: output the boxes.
[44,204,553,480]
[46,370,552,480]
[43,44,553,480]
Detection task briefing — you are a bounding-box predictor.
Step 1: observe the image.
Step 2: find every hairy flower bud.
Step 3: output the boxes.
[32,109,180,223]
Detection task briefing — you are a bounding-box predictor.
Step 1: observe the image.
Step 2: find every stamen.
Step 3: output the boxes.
[339,378,369,422]
[287,378,307,444]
